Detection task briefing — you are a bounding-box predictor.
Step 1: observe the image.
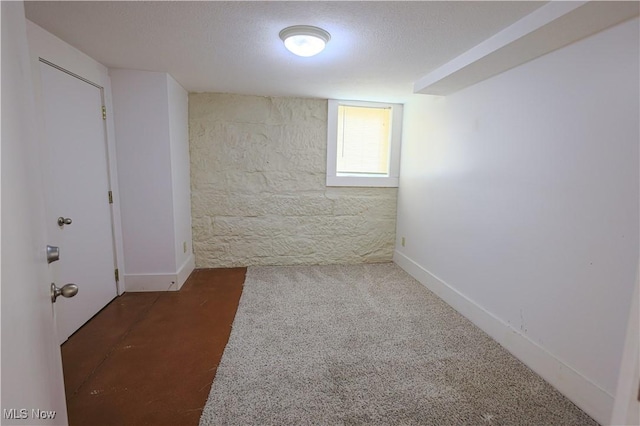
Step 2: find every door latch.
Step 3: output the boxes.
[46,245,60,264]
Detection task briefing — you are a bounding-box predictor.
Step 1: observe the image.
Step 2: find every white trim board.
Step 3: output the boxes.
[413,1,639,95]
[124,273,179,292]
[176,254,196,290]
[393,250,613,425]
[610,262,639,425]
[125,254,194,292]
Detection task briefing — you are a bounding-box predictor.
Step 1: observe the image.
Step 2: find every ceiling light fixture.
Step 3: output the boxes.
[279,25,331,57]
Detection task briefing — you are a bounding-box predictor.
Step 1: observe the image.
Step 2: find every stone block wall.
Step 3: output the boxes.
[189,93,397,267]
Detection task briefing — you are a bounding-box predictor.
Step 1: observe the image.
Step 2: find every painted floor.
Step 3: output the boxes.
[61,268,245,426]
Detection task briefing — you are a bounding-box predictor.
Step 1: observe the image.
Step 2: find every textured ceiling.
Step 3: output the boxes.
[25,1,545,102]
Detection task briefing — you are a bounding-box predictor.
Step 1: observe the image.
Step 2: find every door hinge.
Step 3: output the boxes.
[102,105,106,120]
[114,268,119,282]
[108,190,113,204]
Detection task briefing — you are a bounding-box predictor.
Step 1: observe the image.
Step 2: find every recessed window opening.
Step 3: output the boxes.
[327,100,402,187]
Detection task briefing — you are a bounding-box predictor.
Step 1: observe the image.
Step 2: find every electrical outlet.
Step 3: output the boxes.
[401,237,405,247]
[183,241,187,253]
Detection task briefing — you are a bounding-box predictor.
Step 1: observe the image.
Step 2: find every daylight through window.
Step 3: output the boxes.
[327,100,402,187]
[336,105,391,176]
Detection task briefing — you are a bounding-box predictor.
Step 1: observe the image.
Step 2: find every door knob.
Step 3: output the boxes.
[51,283,78,303]
[57,217,72,226]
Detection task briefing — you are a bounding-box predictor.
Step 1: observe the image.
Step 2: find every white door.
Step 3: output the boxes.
[39,60,118,343]
[1,1,68,423]
[611,269,639,425]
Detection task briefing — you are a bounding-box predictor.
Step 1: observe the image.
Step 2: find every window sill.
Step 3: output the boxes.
[326,175,399,188]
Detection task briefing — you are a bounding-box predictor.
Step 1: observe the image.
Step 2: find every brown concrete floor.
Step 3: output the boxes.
[61,268,246,426]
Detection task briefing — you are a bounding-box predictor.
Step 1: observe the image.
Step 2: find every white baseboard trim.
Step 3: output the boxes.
[176,254,195,290]
[124,255,196,292]
[393,250,614,425]
[124,273,180,292]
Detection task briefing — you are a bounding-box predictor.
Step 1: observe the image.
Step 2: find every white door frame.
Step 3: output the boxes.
[39,58,122,297]
[26,20,127,295]
[610,261,640,425]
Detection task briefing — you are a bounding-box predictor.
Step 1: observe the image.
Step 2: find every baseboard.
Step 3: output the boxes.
[393,250,614,425]
[123,255,195,292]
[176,254,195,290]
[124,273,180,292]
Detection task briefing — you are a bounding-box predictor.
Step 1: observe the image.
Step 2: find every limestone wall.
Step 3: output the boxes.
[190,93,397,267]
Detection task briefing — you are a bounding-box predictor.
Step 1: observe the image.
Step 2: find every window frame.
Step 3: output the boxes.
[326,99,403,187]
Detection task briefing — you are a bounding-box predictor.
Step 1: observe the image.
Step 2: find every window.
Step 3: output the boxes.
[327,100,402,187]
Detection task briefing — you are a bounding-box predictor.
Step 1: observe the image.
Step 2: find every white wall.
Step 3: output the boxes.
[110,69,194,291]
[395,18,639,425]
[110,70,175,275]
[26,20,126,294]
[190,93,398,267]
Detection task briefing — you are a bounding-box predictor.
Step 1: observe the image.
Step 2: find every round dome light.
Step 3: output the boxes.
[279,25,331,57]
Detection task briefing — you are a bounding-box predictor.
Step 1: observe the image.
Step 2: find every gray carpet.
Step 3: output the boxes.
[200,263,598,426]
